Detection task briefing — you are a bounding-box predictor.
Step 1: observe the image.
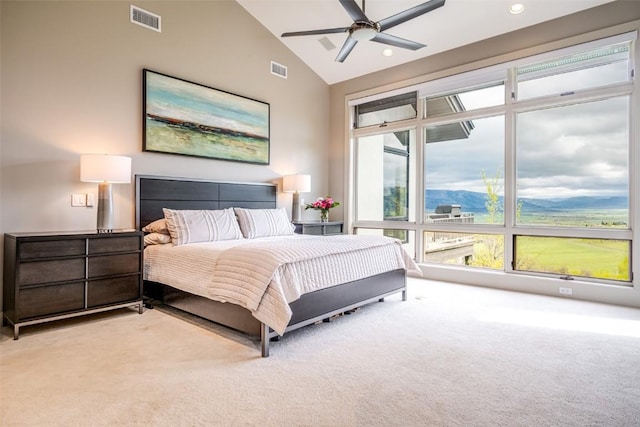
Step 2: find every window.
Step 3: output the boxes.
[425,116,505,225]
[514,236,630,281]
[356,92,417,128]
[517,43,631,100]
[356,130,416,222]
[516,97,629,228]
[384,131,410,221]
[424,231,504,270]
[350,32,635,287]
[425,83,504,118]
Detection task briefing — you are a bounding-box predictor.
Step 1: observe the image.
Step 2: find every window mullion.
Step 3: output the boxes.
[504,67,517,273]
[352,119,416,138]
[415,97,426,262]
[512,82,633,113]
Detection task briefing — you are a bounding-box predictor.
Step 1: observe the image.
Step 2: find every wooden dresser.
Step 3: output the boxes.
[3,230,144,339]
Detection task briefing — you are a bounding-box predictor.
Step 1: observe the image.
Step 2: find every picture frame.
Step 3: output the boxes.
[143,69,270,165]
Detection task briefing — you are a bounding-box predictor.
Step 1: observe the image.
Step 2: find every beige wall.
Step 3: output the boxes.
[1,0,330,237]
[328,0,640,222]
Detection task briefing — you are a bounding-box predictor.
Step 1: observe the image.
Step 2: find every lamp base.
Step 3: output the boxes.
[97,182,114,233]
[291,192,302,222]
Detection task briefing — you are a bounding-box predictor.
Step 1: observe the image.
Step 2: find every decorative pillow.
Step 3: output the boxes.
[144,232,172,246]
[142,218,169,235]
[234,208,295,239]
[162,208,243,245]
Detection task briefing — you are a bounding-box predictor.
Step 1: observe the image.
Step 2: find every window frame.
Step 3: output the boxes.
[383,144,410,221]
[348,30,637,288]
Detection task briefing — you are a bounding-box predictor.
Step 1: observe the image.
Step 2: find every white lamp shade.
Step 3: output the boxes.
[282,174,311,193]
[80,154,132,183]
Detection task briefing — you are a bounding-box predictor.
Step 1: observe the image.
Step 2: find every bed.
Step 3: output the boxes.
[136,175,417,357]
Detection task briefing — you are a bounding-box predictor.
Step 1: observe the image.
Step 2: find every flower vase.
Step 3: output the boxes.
[320,210,329,222]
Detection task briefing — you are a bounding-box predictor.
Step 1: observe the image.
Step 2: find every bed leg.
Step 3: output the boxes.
[402,289,407,301]
[260,323,270,357]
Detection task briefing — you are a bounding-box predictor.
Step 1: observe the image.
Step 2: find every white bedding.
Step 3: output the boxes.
[144,234,420,335]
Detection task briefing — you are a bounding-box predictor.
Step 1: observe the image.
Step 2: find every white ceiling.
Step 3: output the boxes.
[237,0,615,85]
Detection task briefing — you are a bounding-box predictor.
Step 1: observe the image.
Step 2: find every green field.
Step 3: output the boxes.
[513,236,629,281]
[518,209,628,228]
[473,209,628,228]
[462,209,630,282]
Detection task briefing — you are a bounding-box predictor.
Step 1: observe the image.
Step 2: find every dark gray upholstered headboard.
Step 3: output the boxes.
[135,175,277,230]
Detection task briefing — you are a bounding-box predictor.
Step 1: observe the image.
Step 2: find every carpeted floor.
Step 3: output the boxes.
[1,278,639,426]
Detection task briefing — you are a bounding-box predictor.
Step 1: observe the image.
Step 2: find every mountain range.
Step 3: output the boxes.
[425,189,628,213]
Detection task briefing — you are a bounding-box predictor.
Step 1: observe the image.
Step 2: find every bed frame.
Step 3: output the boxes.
[135,175,407,357]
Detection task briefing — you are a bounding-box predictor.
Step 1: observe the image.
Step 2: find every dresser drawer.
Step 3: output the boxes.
[18,258,85,286]
[88,253,140,278]
[20,239,85,260]
[304,226,323,235]
[89,236,140,254]
[18,282,85,320]
[88,275,141,308]
[324,224,343,235]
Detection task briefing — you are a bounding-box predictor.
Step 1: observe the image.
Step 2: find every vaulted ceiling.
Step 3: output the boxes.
[237,0,616,84]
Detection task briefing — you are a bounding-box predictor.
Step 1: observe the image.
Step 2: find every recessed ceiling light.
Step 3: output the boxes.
[382,48,393,57]
[510,3,525,14]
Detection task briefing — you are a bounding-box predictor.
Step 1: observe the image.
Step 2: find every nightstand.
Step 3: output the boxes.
[292,221,344,236]
[3,230,144,339]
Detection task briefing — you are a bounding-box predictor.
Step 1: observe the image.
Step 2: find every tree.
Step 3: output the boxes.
[481,169,503,224]
[468,169,505,269]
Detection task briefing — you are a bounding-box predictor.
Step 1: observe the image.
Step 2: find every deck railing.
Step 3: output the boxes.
[424,212,475,263]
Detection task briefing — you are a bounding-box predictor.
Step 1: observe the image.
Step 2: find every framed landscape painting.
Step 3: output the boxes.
[143,69,270,165]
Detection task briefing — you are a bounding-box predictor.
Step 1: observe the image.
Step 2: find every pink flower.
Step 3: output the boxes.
[305,196,340,212]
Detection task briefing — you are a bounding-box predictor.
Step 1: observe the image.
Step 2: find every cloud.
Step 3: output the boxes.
[424,96,628,199]
[425,115,504,193]
[516,96,628,197]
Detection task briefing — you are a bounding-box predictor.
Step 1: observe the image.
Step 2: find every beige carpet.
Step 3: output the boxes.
[1,278,639,426]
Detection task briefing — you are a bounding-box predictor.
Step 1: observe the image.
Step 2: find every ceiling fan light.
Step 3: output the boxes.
[351,27,377,41]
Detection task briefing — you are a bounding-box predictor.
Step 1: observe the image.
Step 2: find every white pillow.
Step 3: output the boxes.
[234,208,295,239]
[162,208,243,245]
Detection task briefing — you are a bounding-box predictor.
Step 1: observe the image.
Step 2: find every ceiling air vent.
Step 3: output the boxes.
[130,5,161,32]
[271,61,288,79]
[318,37,336,51]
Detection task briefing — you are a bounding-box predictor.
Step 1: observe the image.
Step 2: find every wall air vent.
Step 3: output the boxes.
[271,61,288,79]
[130,5,161,32]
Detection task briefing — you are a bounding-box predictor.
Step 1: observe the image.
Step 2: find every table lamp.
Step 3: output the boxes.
[80,154,132,233]
[283,174,311,222]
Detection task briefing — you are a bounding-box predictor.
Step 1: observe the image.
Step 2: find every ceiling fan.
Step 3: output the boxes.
[281,0,446,63]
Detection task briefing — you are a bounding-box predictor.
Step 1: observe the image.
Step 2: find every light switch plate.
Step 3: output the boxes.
[71,193,86,207]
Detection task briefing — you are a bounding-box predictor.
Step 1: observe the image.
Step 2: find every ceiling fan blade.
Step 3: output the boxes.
[339,0,368,22]
[378,0,445,32]
[335,36,358,62]
[282,27,349,37]
[371,33,425,50]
